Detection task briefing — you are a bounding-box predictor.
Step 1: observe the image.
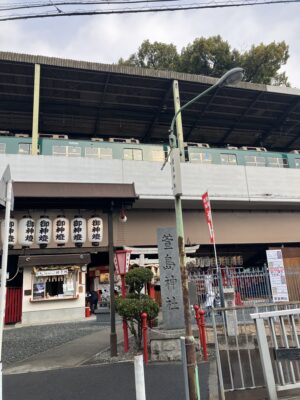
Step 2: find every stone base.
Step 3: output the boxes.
[150,328,200,361]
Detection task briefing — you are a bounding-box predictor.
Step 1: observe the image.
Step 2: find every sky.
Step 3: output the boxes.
[0,2,300,87]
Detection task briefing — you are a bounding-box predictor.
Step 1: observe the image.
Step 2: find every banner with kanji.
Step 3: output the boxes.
[202,191,215,243]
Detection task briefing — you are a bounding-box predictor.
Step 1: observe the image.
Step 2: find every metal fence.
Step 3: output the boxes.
[252,308,300,400]
[189,266,300,307]
[212,302,300,400]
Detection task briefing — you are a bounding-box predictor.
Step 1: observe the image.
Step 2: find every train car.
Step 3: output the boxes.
[185,143,290,168]
[0,135,34,155]
[39,137,169,163]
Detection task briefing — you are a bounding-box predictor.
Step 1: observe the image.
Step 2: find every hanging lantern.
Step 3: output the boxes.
[87,216,103,246]
[1,218,18,249]
[18,216,35,248]
[71,216,86,247]
[53,215,69,246]
[35,215,52,248]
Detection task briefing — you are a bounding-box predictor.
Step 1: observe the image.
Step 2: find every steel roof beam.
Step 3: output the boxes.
[219,91,263,144]
[185,87,220,141]
[254,98,300,146]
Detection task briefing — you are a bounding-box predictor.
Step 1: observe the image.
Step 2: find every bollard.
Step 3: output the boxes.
[141,312,148,364]
[134,354,146,400]
[193,305,203,348]
[199,309,208,361]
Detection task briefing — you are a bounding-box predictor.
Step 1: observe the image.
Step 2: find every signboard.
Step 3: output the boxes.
[266,249,289,302]
[157,227,184,329]
[35,269,68,277]
[170,148,182,196]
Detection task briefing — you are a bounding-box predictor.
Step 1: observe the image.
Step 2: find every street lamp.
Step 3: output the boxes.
[114,249,131,352]
[169,67,244,400]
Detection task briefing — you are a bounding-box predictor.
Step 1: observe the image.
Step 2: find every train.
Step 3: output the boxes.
[0,133,300,169]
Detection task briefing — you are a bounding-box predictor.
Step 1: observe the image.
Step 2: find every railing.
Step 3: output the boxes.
[212,302,300,399]
[251,308,300,400]
[189,266,300,307]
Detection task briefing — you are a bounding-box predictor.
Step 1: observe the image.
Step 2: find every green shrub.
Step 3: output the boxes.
[116,268,159,349]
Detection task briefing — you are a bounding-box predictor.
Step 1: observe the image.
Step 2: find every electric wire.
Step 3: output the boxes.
[0,0,299,21]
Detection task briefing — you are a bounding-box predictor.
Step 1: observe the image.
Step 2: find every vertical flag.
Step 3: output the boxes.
[202,191,215,243]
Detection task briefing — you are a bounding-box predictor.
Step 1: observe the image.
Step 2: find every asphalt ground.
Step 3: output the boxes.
[3,362,210,400]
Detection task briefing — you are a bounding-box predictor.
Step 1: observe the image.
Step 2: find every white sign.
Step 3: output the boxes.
[36,269,68,277]
[266,249,289,302]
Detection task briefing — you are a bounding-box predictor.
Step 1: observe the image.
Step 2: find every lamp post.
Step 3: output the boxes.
[114,249,131,352]
[169,68,244,400]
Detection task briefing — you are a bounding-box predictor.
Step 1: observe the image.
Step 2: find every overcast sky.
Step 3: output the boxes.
[0,3,300,87]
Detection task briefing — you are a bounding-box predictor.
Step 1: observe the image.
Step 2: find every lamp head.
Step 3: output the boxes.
[119,208,127,223]
[216,67,244,88]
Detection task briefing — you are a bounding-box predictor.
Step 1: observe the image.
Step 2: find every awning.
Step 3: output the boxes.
[12,182,138,209]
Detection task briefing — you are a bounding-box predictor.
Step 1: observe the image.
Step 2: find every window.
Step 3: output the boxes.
[100,148,112,159]
[85,147,112,159]
[268,157,288,168]
[220,154,237,165]
[85,147,99,158]
[189,151,212,164]
[295,158,300,168]
[52,145,81,157]
[245,155,266,167]
[68,146,81,157]
[123,148,143,161]
[32,267,79,301]
[52,145,67,156]
[0,143,6,154]
[151,148,165,162]
[18,143,31,155]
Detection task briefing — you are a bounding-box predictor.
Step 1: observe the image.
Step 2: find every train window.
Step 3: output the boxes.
[85,147,99,158]
[100,148,112,159]
[295,158,300,168]
[0,143,6,154]
[151,149,165,162]
[52,145,67,156]
[189,151,212,164]
[245,155,266,167]
[268,157,288,168]
[18,143,31,155]
[68,146,81,157]
[123,148,143,161]
[220,154,237,165]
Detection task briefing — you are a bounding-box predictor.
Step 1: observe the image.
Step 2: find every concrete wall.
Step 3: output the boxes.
[1,155,300,203]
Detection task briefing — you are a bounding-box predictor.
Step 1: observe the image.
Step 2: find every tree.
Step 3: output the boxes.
[115,267,159,349]
[118,39,179,71]
[118,36,290,86]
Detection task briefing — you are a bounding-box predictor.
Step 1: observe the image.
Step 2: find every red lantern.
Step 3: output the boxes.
[114,250,131,276]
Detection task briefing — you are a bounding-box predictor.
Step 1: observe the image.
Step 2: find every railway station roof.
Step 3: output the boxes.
[0,51,300,152]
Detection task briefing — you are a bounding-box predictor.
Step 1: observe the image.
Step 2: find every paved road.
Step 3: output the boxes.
[3,362,209,400]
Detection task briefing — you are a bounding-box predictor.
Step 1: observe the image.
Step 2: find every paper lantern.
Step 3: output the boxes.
[18,216,35,248]
[53,215,69,246]
[88,216,103,246]
[1,218,18,248]
[35,216,52,248]
[71,216,86,247]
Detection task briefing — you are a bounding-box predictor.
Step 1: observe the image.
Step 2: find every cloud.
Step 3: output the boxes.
[0,4,300,86]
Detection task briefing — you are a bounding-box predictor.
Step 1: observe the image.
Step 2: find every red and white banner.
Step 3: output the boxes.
[202,191,215,243]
